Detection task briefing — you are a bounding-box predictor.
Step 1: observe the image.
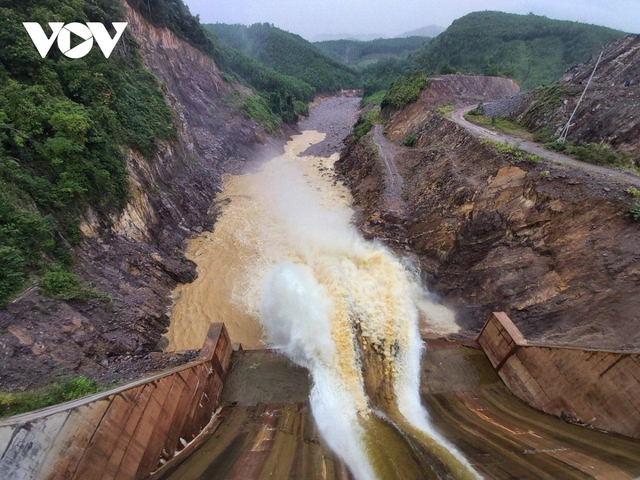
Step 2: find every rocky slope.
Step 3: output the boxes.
[336,76,640,350]
[0,4,286,390]
[507,35,640,164]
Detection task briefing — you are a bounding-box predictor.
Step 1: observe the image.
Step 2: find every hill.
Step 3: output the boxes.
[205,23,359,93]
[396,25,445,38]
[361,11,626,93]
[127,0,316,123]
[310,33,387,42]
[409,12,626,90]
[508,35,640,167]
[314,37,430,67]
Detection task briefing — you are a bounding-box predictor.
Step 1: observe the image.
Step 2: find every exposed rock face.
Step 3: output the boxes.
[0,4,285,390]
[509,35,640,163]
[337,95,640,350]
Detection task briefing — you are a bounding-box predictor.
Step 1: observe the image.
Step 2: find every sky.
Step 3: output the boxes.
[182,0,640,40]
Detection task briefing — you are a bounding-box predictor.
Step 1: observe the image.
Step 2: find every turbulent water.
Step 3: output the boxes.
[169,131,480,479]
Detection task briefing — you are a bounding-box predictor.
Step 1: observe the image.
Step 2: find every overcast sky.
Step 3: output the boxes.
[183,0,640,39]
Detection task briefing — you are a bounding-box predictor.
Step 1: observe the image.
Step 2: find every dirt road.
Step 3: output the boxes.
[372,124,404,213]
[451,106,640,188]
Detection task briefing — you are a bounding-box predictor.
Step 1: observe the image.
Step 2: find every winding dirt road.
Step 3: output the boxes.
[451,106,640,188]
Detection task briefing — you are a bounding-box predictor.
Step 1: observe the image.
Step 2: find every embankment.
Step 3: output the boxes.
[0,324,232,480]
[478,312,640,439]
[501,35,640,164]
[336,78,640,349]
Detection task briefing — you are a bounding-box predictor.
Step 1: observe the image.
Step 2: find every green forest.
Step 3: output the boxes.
[205,23,359,93]
[313,37,430,67]
[0,0,174,307]
[362,11,625,92]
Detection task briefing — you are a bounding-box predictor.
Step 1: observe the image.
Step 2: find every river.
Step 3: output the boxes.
[166,115,484,478]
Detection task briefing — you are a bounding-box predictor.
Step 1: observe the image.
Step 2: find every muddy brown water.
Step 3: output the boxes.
[166,131,350,351]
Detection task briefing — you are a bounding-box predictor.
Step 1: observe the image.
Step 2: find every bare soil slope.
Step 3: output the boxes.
[336,75,640,350]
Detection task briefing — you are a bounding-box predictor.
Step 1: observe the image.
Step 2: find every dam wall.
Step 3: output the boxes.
[478,312,640,439]
[0,324,232,480]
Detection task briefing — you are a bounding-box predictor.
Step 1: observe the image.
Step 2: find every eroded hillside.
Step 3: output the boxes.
[0,4,286,390]
[337,75,640,350]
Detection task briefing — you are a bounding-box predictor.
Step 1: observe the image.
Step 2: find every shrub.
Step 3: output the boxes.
[353,116,373,142]
[381,72,430,110]
[630,202,640,221]
[468,102,485,116]
[626,187,640,198]
[540,170,550,179]
[439,63,458,75]
[404,134,417,147]
[242,95,283,133]
[38,267,96,302]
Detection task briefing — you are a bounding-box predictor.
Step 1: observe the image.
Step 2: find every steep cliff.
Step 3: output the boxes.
[0,4,285,390]
[336,76,640,350]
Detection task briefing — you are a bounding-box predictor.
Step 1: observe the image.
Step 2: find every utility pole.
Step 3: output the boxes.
[558,48,605,143]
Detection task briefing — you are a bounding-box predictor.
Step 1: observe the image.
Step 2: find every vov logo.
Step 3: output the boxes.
[23,22,128,59]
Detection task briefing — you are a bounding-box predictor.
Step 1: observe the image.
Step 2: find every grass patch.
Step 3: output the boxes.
[480,139,541,164]
[437,104,454,115]
[0,377,103,418]
[466,114,533,140]
[546,141,633,169]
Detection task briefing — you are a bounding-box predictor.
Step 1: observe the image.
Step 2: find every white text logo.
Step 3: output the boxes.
[23,22,128,59]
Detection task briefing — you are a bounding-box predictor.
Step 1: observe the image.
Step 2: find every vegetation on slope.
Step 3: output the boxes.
[0,0,174,307]
[361,11,625,93]
[205,23,359,93]
[128,0,315,123]
[314,37,430,67]
[0,377,103,417]
[382,72,430,109]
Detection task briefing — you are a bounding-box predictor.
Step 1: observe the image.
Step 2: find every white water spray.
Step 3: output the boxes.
[254,133,480,479]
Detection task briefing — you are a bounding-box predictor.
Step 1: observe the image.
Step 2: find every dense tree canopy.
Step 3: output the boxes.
[0,0,174,306]
[314,37,430,68]
[205,23,360,93]
[361,11,625,92]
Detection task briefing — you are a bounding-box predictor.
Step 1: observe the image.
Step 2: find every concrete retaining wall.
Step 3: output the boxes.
[478,312,640,439]
[0,324,232,480]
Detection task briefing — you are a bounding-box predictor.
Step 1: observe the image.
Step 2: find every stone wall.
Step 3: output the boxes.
[0,324,232,480]
[478,312,640,439]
